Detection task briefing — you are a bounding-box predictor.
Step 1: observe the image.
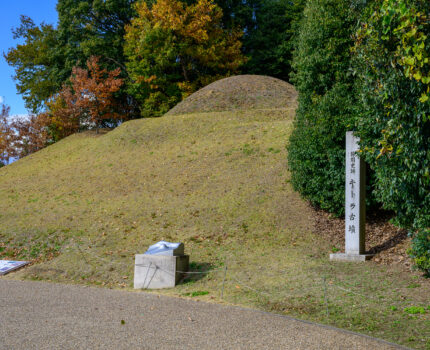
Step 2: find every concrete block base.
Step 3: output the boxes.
[330,253,374,262]
[134,254,189,289]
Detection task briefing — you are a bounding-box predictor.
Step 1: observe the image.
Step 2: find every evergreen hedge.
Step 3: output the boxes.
[354,0,430,275]
[288,0,374,216]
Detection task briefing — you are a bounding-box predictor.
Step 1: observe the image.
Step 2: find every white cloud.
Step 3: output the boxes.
[5,113,30,123]
[0,96,4,104]
[12,114,30,121]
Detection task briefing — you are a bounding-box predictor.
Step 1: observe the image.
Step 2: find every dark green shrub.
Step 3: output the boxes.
[354,0,430,274]
[242,0,305,82]
[288,0,375,215]
[410,229,430,276]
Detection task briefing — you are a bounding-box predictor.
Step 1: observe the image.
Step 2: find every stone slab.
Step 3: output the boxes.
[330,253,374,262]
[134,254,189,289]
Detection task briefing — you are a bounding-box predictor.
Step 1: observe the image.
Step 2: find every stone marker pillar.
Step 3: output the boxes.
[330,132,373,262]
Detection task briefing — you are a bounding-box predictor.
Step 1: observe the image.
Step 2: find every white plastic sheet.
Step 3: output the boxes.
[0,260,29,275]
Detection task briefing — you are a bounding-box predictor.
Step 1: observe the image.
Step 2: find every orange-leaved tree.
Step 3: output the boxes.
[44,89,80,142]
[70,56,125,129]
[10,114,49,158]
[47,56,125,137]
[0,104,51,161]
[1,57,126,160]
[124,0,246,117]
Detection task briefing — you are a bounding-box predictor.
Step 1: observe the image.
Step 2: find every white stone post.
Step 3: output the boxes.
[330,132,373,262]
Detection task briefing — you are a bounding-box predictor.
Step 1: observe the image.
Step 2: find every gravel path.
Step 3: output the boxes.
[0,280,409,350]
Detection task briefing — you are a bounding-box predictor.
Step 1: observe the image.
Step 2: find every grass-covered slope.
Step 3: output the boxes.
[167,75,297,115]
[0,75,429,349]
[0,106,301,274]
[0,75,303,282]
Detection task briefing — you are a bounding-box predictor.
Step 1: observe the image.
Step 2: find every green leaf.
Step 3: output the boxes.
[413,71,422,80]
[404,56,415,65]
[419,93,429,103]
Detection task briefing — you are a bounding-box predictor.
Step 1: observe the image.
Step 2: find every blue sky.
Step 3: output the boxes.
[0,1,58,117]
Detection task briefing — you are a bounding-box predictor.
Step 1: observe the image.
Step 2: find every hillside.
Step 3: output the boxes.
[0,75,303,279]
[0,75,429,349]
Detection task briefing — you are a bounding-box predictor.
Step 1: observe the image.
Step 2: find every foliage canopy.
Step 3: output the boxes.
[4,16,64,113]
[45,56,125,141]
[242,0,305,82]
[5,1,137,115]
[124,0,245,117]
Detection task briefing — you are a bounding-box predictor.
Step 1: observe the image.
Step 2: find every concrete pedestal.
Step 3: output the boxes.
[329,253,373,262]
[134,254,189,289]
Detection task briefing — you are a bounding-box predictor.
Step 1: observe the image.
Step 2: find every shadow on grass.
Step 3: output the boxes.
[180,262,217,284]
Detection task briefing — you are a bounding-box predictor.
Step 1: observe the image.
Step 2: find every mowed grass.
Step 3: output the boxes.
[0,106,429,348]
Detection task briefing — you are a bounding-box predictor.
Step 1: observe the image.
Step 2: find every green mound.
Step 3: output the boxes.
[0,76,428,349]
[166,75,297,115]
[0,104,303,283]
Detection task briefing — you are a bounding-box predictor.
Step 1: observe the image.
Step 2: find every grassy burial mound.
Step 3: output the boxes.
[0,75,429,349]
[167,74,297,115]
[0,74,302,279]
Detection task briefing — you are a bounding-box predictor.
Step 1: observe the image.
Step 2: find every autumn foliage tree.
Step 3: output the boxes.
[0,57,125,162]
[0,105,14,165]
[5,1,138,115]
[124,0,246,117]
[10,114,49,158]
[44,90,80,142]
[46,56,125,138]
[69,56,125,128]
[0,104,51,162]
